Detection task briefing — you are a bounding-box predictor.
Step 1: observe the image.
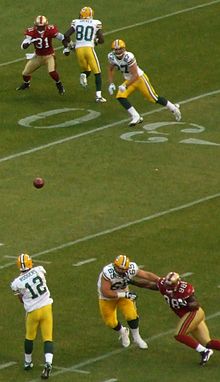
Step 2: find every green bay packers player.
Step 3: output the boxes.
[63,6,106,103]
[108,39,181,126]
[10,254,53,379]
[131,272,220,365]
[97,254,159,349]
[17,16,65,95]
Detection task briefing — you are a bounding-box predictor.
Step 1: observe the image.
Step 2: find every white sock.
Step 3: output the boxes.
[130,328,141,340]
[128,106,139,118]
[196,344,207,352]
[166,100,176,112]
[25,353,32,363]
[45,353,53,364]
[96,91,101,98]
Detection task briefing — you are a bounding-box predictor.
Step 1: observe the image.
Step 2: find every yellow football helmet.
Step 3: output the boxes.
[80,7,94,19]
[164,272,181,291]
[17,253,33,272]
[111,39,126,58]
[114,254,130,271]
[34,15,48,31]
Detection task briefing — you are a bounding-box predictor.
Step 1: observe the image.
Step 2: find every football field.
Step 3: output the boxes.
[1,1,220,381]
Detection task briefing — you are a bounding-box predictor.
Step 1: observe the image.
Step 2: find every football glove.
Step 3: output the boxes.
[108,83,116,95]
[118,84,127,93]
[63,47,71,56]
[125,291,137,300]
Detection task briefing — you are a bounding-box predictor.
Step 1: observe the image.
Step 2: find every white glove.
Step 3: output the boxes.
[118,84,127,93]
[63,47,70,56]
[108,83,116,95]
[125,291,137,300]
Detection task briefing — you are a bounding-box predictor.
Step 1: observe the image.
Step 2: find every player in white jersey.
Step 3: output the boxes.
[97,254,159,348]
[62,6,106,103]
[108,39,181,126]
[10,253,53,379]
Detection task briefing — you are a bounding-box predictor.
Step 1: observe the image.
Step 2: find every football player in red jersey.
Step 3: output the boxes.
[130,272,220,365]
[17,15,65,94]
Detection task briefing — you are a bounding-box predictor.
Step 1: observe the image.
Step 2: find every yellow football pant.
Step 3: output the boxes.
[99,298,138,328]
[26,304,53,341]
[116,73,158,103]
[175,307,211,346]
[75,46,101,73]
[22,54,56,76]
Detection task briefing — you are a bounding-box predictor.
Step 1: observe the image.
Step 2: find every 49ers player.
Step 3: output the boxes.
[17,16,65,94]
[130,272,220,366]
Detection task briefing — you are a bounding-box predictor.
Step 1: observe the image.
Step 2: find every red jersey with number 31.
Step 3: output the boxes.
[24,25,59,56]
[157,278,194,318]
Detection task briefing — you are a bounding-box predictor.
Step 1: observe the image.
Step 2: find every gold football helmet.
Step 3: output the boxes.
[111,39,126,58]
[114,254,130,271]
[17,253,33,272]
[34,15,48,32]
[164,272,180,291]
[80,7,94,19]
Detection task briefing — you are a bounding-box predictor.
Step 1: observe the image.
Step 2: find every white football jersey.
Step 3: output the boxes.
[10,266,53,313]
[71,18,102,48]
[108,51,144,80]
[97,262,139,300]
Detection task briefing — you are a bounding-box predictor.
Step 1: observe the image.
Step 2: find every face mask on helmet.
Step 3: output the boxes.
[164,272,180,292]
[80,7,94,19]
[111,39,126,58]
[114,254,130,274]
[34,15,48,33]
[17,253,33,272]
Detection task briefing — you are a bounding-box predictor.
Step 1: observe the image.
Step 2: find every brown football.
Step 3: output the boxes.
[33,177,44,189]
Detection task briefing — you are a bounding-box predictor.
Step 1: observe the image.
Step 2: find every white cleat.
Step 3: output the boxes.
[129,116,143,127]
[133,337,148,349]
[96,96,107,103]
[173,103,181,122]
[80,73,87,88]
[119,327,130,348]
[200,349,214,366]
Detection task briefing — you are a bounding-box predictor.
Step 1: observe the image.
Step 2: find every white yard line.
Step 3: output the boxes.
[0,362,17,370]
[26,311,220,381]
[0,0,219,68]
[72,258,97,267]
[0,89,219,165]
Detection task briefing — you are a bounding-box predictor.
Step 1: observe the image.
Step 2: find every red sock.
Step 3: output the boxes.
[23,75,31,82]
[175,334,199,349]
[49,71,59,82]
[207,339,220,350]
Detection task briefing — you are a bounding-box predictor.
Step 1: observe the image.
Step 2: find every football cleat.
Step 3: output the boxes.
[114,254,130,271]
[80,73,87,88]
[41,363,52,379]
[119,327,130,348]
[17,253,33,272]
[79,7,94,19]
[24,361,33,371]
[200,349,213,366]
[56,81,65,95]
[173,103,181,122]
[111,39,126,58]
[95,96,107,103]
[129,116,143,127]
[16,82,30,91]
[133,337,148,349]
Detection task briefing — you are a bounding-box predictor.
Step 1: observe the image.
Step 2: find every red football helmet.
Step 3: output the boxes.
[164,272,181,292]
[34,15,48,32]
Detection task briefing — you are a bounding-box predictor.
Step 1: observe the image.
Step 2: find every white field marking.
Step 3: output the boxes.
[1,192,220,271]
[0,362,16,370]
[40,364,89,374]
[101,379,117,382]
[0,88,220,165]
[72,258,97,267]
[26,311,220,382]
[0,0,219,68]
[0,243,4,246]
[180,272,194,278]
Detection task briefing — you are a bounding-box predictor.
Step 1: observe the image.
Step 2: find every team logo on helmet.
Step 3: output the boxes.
[34,15,48,32]
[114,254,130,271]
[80,7,94,19]
[164,272,180,291]
[17,253,33,272]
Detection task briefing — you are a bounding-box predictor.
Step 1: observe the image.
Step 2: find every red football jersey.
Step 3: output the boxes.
[24,25,59,56]
[157,278,195,317]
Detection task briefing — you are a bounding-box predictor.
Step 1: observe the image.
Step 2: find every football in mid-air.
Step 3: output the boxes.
[33,177,44,189]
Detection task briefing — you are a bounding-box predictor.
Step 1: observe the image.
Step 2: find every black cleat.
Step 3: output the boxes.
[200,349,213,365]
[16,82,30,90]
[56,81,65,95]
[41,363,52,379]
[24,361,33,371]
